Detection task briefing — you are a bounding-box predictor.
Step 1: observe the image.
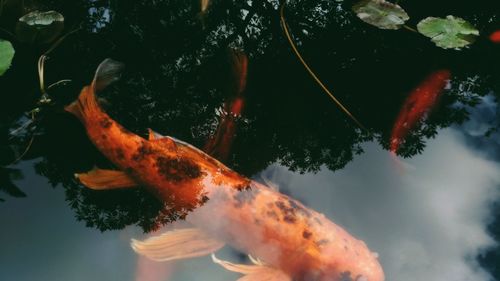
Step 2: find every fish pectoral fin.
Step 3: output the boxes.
[131,228,224,262]
[211,254,291,281]
[75,168,139,190]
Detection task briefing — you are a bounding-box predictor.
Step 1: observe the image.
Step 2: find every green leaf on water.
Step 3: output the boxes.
[417,16,479,49]
[353,0,409,30]
[16,10,64,44]
[0,39,15,76]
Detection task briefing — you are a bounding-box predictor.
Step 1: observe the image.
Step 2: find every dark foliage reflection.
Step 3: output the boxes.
[0,0,498,234]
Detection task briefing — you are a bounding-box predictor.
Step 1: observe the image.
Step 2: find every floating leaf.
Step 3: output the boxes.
[353,0,409,30]
[0,39,15,76]
[16,10,64,44]
[417,16,479,49]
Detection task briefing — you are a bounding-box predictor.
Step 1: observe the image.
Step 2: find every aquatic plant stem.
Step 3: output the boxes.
[7,111,36,166]
[403,25,418,33]
[279,2,367,131]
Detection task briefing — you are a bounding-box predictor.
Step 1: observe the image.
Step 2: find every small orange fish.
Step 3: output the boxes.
[66,59,384,281]
[490,30,500,43]
[390,70,451,154]
[204,50,248,161]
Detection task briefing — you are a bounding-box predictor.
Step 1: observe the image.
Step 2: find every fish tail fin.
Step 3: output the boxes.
[64,59,124,122]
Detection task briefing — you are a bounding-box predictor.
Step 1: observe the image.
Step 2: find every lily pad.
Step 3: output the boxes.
[16,10,64,44]
[0,40,15,76]
[353,0,409,30]
[417,16,479,49]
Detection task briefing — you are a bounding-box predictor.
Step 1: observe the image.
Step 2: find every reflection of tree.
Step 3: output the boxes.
[0,0,498,233]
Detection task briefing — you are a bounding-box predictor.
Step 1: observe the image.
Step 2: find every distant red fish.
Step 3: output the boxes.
[204,50,248,161]
[490,30,500,43]
[390,70,451,154]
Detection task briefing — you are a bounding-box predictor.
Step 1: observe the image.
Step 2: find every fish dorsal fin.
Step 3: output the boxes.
[75,168,138,190]
[131,228,224,262]
[148,128,177,149]
[211,254,291,281]
[91,59,125,93]
[260,176,279,191]
[148,128,164,140]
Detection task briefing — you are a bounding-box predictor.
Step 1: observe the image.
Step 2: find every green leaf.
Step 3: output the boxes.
[16,10,64,44]
[417,16,479,49]
[353,0,409,30]
[0,39,15,76]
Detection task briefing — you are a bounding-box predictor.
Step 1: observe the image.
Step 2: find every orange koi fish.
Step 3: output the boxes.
[66,59,384,281]
[390,70,451,154]
[490,30,500,43]
[204,50,248,161]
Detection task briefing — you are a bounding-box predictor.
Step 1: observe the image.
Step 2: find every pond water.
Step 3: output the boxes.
[1,0,499,281]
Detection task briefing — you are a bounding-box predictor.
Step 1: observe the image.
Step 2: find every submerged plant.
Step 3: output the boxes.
[280,1,367,131]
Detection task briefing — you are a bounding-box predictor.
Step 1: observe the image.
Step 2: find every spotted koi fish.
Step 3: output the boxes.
[66,59,384,281]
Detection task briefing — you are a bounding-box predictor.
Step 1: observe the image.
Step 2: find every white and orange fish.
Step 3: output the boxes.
[390,70,451,154]
[66,59,384,281]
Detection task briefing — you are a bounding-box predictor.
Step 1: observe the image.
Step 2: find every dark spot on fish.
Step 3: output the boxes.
[132,141,154,161]
[235,183,251,191]
[201,195,209,204]
[254,218,261,225]
[339,271,352,281]
[288,199,312,218]
[155,156,202,182]
[314,217,323,226]
[233,187,259,208]
[115,148,125,160]
[315,239,330,247]
[302,230,312,239]
[275,201,287,212]
[275,200,297,224]
[99,117,112,128]
[283,214,297,224]
[266,210,280,221]
[101,134,107,140]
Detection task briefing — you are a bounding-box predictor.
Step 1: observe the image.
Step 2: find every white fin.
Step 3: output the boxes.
[260,176,279,191]
[212,254,291,281]
[131,228,224,262]
[248,254,264,266]
[92,58,124,93]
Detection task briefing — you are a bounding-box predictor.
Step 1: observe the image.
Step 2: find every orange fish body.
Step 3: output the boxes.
[390,70,451,154]
[67,59,384,281]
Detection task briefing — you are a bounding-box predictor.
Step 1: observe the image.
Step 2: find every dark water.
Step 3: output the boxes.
[1,0,499,280]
